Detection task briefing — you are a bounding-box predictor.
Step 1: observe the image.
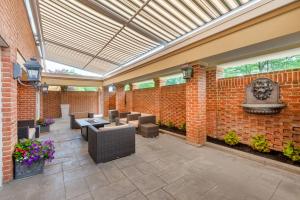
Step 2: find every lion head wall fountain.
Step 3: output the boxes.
[241,78,286,114]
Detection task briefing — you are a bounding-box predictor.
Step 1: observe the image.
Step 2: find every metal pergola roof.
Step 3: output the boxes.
[36,0,252,76]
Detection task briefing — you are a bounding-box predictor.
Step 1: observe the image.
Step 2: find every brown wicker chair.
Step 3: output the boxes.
[137,115,156,133]
[88,124,135,163]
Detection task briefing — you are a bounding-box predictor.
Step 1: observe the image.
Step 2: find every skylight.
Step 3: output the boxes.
[44,60,103,78]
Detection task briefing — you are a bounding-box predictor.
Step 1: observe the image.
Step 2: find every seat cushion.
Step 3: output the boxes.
[141,113,152,116]
[119,118,127,124]
[128,120,139,128]
[28,128,36,139]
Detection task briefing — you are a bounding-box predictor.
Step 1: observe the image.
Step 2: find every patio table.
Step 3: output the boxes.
[75,117,110,141]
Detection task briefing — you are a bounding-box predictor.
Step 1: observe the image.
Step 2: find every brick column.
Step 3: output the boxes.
[116,84,126,112]
[154,78,161,122]
[186,65,207,146]
[103,86,109,117]
[1,48,18,182]
[125,84,133,112]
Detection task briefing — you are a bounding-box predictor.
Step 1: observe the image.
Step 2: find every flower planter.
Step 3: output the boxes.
[40,125,50,133]
[14,159,45,179]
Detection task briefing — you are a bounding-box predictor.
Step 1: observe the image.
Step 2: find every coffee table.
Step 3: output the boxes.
[75,117,110,141]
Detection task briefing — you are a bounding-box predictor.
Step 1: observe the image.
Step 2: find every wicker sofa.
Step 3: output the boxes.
[87,124,135,163]
[17,120,40,140]
[70,112,94,129]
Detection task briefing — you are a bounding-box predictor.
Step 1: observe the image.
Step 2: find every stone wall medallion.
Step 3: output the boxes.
[241,78,286,114]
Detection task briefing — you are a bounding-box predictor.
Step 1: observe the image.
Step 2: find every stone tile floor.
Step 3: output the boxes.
[1,118,300,200]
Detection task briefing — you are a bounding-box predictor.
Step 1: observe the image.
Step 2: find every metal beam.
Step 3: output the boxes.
[44,39,119,66]
[77,0,165,45]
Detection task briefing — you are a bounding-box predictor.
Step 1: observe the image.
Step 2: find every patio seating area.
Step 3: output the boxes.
[1,0,300,199]
[1,119,300,200]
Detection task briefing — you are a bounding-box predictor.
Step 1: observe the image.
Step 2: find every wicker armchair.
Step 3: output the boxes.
[17,120,40,140]
[137,115,156,134]
[70,112,94,129]
[108,110,119,123]
[88,124,135,163]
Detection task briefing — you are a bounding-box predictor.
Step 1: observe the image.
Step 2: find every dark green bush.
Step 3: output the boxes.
[250,134,270,153]
[224,131,240,146]
[283,141,300,162]
[178,123,186,132]
[166,121,175,129]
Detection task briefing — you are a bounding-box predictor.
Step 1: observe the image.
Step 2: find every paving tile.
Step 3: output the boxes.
[135,162,159,175]
[98,162,126,183]
[121,166,144,179]
[91,179,136,200]
[131,174,166,195]
[147,189,175,200]
[163,174,216,200]
[85,171,110,190]
[70,192,93,200]
[65,178,89,199]
[113,155,143,169]
[117,190,147,200]
[270,180,300,200]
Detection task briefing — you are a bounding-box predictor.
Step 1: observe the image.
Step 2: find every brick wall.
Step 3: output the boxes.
[125,91,133,112]
[116,85,126,112]
[207,68,300,151]
[0,0,39,182]
[109,92,116,110]
[132,88,157,115]
[43,91,61,118]
[43,91,99,118]
[17,84,36,120]
[160,84,186,127]
[206,70,217,136]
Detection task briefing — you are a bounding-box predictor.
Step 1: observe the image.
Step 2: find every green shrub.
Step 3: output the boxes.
[250,134,270,153]
[283,141,300,162]
[158,120,163,127]
[178,123,186,132]
[166,121,175,129]
[224,131,240,146]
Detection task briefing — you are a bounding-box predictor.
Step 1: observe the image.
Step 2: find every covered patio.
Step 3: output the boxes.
[1,0,300,199]
[1,119,300,200]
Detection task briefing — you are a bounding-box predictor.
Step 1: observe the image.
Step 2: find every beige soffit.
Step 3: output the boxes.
[103,2,300,85]
[42,73,103,87]
[34,0,258,76]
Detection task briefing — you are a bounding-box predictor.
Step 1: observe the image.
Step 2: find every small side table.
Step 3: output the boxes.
[141,123,159,138]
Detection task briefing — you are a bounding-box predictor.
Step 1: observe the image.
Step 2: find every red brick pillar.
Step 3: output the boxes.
[186,65,207,146]
[154,78,161,122]
[1,48,18,182]
[103,86,109,117]
[116,84,126,112]
[125,84,133,112]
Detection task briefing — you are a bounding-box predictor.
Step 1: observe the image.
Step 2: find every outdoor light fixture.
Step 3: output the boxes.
[181,65,193,80]
[41,82,49,93]
[108,84,116,92]
[24,58,42,82]
[13,58,43,90]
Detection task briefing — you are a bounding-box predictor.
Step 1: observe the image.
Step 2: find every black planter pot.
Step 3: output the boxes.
[40,125,50,133]
[14,159,45,179]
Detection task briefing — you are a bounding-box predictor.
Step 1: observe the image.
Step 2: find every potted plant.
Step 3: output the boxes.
[37,118,55,133]
[13,139,55,179]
